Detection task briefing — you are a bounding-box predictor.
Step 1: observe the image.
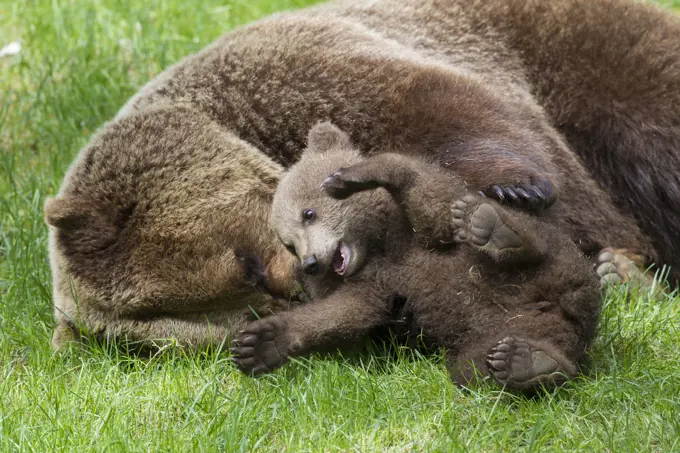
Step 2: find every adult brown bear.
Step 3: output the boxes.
[46,0,680,349]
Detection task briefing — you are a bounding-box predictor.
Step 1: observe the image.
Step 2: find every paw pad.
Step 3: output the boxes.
[230,318,289,376]
[596,247,649,288]
[485,336,569,390]
[452,197,521,251]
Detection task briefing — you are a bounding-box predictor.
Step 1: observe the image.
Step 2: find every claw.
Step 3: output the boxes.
[526,187,546,211]
[493,342,512,353]
[488,359,506,370]
[487,351,508,361]
[503,186,519,201]
[231,346,255,357]
[529,186,545,200]
[484,175,556,212]
[515,187,531,200]
[238,335,259,347]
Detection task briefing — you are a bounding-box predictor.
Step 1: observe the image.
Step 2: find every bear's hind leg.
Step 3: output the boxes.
[452,195,547,264]
[448,336,578,392]
[446,309,587,392]
[485,336,578,391]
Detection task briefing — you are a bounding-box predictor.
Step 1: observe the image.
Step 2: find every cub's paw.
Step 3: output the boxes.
[596,247,652,289]
[482,177,555,213]
[485,337,575,391]
[230,317,298,376]
[452,195,522,252]
[322,167,379,199]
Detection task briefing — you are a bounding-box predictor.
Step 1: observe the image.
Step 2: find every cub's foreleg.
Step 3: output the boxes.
[231,283,391,375]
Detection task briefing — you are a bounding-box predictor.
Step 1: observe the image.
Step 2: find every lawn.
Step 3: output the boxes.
[1,0,680,451]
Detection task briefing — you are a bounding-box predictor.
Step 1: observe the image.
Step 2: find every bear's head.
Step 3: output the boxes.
[271,122,397,280]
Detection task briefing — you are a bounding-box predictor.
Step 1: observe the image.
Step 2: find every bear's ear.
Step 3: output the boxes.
[45,196,123,253]
[44,196,107,231]
[306,121,352,153]
[45,197,87,229]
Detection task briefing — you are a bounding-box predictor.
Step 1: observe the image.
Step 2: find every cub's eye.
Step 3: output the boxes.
[302,209,315,221]
[284,244,297,256]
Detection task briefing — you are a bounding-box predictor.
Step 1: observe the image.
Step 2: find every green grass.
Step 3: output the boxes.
[1,0,680,451]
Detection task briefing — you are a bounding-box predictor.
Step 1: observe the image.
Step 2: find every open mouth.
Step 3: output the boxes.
[332,241,351,276]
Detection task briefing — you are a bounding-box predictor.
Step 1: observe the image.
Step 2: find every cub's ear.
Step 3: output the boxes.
[306,121,352,153]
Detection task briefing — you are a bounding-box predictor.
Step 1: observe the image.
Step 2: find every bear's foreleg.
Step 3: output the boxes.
[231,283,391,376]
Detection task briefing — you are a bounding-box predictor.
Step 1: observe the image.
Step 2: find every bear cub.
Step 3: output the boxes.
[231,122,601,391]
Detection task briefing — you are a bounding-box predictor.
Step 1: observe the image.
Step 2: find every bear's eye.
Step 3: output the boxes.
[284,244,297,256]
[302,208,315,221]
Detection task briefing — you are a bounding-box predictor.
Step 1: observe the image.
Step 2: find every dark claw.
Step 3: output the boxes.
[503,187,519,201]
[231,346,255,357]
[322,172,353,199]
[532,180,556,209]
[515,187,531,200]
[487,351,507,361]
[528,186,545,201]
[487,359,506,370]
[492,342,512,353]
[237,335,259,347]
[322,172,343,189]
[523,185,548,211]
[485,179,555,213]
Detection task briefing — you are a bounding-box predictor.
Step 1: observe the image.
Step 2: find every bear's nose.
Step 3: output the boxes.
[302,255,320,275]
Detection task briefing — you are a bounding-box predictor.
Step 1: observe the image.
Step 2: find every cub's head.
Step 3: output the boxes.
[271,122,396,280]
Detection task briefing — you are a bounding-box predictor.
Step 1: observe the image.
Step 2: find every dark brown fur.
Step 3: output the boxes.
[48,0,680,348]
[232,123,601,391]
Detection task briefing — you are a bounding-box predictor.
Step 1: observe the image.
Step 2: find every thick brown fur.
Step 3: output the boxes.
[49,0,680,348]
[46,106,299,348]
[232,123,601,392]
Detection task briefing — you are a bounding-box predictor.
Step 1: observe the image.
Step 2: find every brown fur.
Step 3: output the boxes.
[46,106,299,348]
[49,0,680,348]
[231,123,600,391]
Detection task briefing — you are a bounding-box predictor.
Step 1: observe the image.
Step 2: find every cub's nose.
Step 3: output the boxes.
[302,255,320,275]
